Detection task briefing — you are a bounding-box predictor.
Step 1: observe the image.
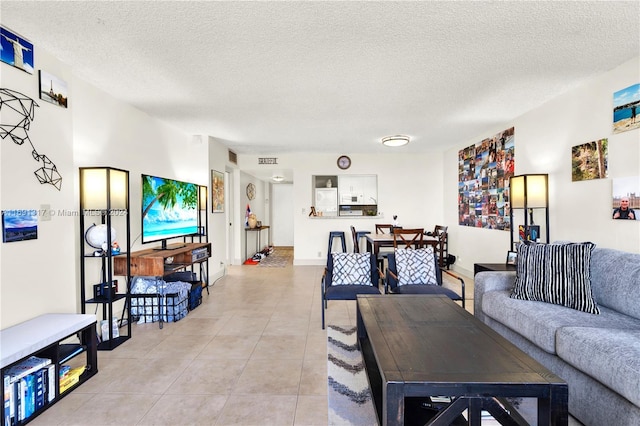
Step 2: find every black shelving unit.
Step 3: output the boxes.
[1,315,98,426]
[184,184,210,292]
[79,167,131,351]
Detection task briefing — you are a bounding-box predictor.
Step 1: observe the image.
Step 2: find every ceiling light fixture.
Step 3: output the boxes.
[272,175,285,182]
[381,135,410,147]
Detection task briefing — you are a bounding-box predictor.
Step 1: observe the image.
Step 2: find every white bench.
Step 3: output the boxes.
[1,313,96,368]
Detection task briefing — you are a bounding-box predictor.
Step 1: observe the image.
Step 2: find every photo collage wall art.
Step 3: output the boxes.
[458,127,515,231]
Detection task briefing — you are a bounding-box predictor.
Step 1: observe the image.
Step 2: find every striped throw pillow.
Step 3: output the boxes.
[510,241,599,314]
[395,247,438,286]
[332,253,372,285]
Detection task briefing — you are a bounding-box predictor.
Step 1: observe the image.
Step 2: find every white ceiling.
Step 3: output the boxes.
[2,1,639,156]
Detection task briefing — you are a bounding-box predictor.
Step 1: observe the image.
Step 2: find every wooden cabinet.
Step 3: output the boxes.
[114,242,211,277]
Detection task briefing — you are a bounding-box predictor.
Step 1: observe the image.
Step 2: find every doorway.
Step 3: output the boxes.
[271,183,294,247]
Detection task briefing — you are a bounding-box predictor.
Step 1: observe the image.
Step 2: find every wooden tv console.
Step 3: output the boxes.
[114,242,211,277]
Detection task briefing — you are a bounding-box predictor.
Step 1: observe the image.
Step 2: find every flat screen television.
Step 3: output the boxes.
[141,174,199,249]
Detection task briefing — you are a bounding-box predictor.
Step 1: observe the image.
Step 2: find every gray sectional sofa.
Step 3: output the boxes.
[474,246,640,425]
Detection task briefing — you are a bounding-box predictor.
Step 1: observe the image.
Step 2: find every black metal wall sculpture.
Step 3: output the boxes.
[0,88,62,190]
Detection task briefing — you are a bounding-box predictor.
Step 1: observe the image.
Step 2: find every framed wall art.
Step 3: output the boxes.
[2,209,38,243]
[571,139,608,181]
[458,127,515,231]
[0,26,34,74]
[612,176,639,221]
[613,83,640,134]
[39,70,68,108]
[211,170,225,213]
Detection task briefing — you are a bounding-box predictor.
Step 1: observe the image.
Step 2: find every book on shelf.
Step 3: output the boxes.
[46,364,55,403]
[59,366,85,394]
[3,375,10,426]
[3,363,57,425]
[4,356,52,383]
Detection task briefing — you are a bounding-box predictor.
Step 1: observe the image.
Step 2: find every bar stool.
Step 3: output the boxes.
[328,231,347,254]
[355,230,371,253]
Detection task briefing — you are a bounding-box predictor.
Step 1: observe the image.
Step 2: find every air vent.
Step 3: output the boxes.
[228,150,237,164]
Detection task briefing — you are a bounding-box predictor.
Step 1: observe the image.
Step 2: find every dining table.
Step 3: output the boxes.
[365,233,439,257]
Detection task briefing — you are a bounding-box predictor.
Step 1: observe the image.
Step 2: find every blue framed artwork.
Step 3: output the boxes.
[0,26,34,74]
[2,210,38,243]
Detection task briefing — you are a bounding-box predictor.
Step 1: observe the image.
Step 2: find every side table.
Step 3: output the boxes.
[474,263,516,276]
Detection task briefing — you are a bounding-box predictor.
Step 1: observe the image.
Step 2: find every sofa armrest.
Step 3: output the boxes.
[474,271,516,323]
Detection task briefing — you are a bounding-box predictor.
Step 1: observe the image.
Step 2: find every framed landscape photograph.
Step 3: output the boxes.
[211,170,224,213]
[2,209,38,243]
[571,139,607,181]
[506,250,517,265]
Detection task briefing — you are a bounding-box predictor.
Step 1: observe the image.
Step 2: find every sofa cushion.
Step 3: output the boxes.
[331,253,372,285]
[589,247,640,321]
[556,327,640,407]
[511,241,599,314]
[482,290,640,354]
[395,247,438,286]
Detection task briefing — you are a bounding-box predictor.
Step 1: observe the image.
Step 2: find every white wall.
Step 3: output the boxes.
[444,56,640,275]
[1,49,75,328]
[205,136,234,277]
[0,46,212,327]
[238,152,445,265]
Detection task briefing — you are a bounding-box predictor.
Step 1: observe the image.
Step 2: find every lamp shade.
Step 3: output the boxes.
[510,174,548,209]
[80,167,128,210]
[199,185,208,210]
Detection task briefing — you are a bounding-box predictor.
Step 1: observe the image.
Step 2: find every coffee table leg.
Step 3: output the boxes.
[544,384,569,425]
[384,383,404,426]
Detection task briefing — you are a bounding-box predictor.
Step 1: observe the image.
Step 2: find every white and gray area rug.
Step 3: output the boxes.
[327,325,377,425]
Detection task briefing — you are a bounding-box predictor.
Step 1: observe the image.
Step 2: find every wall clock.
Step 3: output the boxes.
[337,155,351,170]
[246,183,256,200]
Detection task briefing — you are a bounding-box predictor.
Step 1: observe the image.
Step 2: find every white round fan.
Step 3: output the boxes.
[85,224,116,251]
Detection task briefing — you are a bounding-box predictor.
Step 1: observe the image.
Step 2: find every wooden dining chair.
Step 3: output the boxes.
[374,223,394,273]
[427,225,449,268]
[375,224,394,234]
[392,228,425,249]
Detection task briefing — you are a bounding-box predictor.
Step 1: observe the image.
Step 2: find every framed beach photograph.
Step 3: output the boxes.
[2,209,38,243]
[211,170,225,213]
[506,250,517,265]
[39,70,68,108]
[613,83,640,134]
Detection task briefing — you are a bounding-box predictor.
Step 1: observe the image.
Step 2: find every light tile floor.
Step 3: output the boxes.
[30,260,580,425]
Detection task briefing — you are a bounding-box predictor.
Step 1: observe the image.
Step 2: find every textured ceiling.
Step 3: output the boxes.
[2,1,639,155]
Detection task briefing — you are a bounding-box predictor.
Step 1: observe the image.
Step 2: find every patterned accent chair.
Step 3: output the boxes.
[321,252,381,329]
[385,247,465,308]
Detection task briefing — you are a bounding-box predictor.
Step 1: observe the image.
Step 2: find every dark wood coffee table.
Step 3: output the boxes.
[356,294,568,426]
